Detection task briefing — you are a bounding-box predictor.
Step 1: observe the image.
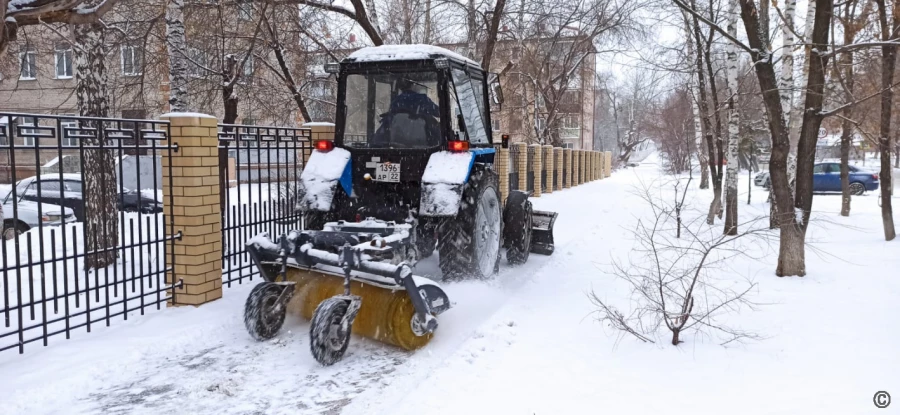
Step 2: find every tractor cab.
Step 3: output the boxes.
[319,45,502,222]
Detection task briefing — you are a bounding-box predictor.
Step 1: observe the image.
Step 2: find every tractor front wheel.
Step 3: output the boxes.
[504,191,533,265]
[309,297,352,366]
[243,282,288,341]
[438,168,501,280]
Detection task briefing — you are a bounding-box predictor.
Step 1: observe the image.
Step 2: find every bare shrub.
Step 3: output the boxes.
[590,182,770,346]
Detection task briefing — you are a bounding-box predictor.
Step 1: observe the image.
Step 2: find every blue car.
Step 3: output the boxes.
[813,162,879,195]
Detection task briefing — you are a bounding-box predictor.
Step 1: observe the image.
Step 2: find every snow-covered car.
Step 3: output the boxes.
[754,172,770,188]
[1,191,76,240]
[12,174,163,222]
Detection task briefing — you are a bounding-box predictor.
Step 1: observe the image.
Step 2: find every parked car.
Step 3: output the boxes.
[11,175,163,222]
[754,172,771,188]
[813,163,879,195]
[2,191,76,240]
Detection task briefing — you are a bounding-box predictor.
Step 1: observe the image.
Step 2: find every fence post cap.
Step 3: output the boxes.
[160,112,217,127]
[302,122,335,133]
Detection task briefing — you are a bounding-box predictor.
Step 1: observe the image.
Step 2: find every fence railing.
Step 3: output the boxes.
[509,144,519,192]
[0,112,179,354]
[217,124,313,286]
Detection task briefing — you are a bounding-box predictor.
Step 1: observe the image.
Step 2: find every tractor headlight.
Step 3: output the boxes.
[324,63,340,74]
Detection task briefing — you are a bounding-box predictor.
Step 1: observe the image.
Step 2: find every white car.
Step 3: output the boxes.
[1,187,76,240]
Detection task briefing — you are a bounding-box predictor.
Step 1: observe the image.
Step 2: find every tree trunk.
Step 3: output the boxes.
[841,23,855,216]
[701,19,724,224]
[75,22,118,270]
[222,55,238,125]
[875,0,896,241]
[789,0,816,147]
[423,0,431,43]
[688,5,716,195]
[481,0,507,73]
[365,0,381,37]
[683,12,709,189]
[780,0,796,136]
[466,0,477,59]
[165,0,189,112]
[724,0,739,235]
[776,222,807,276]
[737,0,832,277]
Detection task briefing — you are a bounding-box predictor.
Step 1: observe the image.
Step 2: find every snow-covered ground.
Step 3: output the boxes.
[1,157,898,414]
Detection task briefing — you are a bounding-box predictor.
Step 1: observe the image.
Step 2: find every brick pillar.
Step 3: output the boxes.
[498,147,510,204]
[161,113,223,306]
[606,151,612,177]
[564,148,573,188]
[516,143,527,192]
[554,148,563,190]
[542,145,554,192]
[573,150,581,186]
[531,144,542,197]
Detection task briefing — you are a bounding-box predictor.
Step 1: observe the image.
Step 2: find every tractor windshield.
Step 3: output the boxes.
[343,71,442,149]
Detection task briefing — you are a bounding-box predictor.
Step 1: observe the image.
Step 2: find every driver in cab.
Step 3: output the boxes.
[373,78,440,148]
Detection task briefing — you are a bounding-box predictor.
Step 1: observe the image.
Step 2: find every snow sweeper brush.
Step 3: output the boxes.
[243,220,451,365]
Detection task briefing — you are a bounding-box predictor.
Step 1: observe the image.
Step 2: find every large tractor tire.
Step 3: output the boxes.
[416,221,438,259]
[437,167,501,280]
[503,191,533,265]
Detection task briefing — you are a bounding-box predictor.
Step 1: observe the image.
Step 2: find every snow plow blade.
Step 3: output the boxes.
[246,229,451,352]
[530,210,557,255]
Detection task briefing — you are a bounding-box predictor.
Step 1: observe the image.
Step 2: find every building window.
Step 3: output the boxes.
[19,49,36,80]
[491,117,501,132]
[237,0,253,20]
[121,45,143,76]
[60,116,78,147]
[240,57,254,82]
[20,117,36,147]
[535,117,545,131]
[187,47,208,77]
[563,142,574,149]
[55,44,73,79]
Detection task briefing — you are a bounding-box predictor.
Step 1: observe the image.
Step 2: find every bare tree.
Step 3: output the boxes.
[724,0,739,235]
[166,0,190,112]
[0,0,118,55]
[590,182,765,346]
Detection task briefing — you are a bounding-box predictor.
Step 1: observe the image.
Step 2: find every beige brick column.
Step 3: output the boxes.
[516,143,527,192]
[573,150,581,186]
[554,148,563,190]
[531,144,542,197]
[161,113,223,306]
[542,145,554,192]
[605,151,612,177]
[498,147,510,204]
[564,148,573,188]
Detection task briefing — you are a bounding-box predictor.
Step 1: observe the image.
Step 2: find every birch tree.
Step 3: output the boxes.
[74,17,118,269]
[724,0,739,235]
[166,0,190,112]
[683,11,709,189]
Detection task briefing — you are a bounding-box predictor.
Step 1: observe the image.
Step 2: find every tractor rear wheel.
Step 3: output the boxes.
[438,168,501,280]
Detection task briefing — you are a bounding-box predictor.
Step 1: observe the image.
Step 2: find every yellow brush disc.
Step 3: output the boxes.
[283,267,434,351]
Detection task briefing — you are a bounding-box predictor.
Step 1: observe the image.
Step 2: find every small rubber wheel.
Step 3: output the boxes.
[2,221,28,241]
[504,192,532,265]
[309,297,351,366]
[849,182,866,196]
[243,282,287,341]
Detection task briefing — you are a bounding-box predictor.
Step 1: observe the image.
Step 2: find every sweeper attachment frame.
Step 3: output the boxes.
[243,220,451,365]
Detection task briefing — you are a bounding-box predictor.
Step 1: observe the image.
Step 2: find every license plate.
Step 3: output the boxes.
[375,163,401,182]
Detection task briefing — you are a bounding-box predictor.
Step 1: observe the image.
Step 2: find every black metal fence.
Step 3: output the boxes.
[562,150,569,186]
[526,146,535,192]
[0,112,179,354]
[218,124,313,285]
[508,145,519,192]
